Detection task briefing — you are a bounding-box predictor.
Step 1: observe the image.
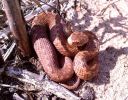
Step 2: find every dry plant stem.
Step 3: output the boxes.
[30,0,42,7]
[3,41,16,61]
[56,0,61,15]
[40,0,59,11]
[24,0,56,22]
[0,53,4,73]
[97,0,120,16]
[0,52,4,65]
[2,0,31,56]
[5,66,81,100]
[0,84,23,91]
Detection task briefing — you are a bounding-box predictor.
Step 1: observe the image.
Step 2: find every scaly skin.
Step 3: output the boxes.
[60,77,81,90]
[32,12,78,57]
[31,25,74,82]
[69,31,99,80]
[30,12,99,89]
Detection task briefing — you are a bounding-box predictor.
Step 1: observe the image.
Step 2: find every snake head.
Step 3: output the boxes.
[67,32,89,47]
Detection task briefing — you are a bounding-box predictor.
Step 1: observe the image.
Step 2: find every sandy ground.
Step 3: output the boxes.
[64,0,128,99]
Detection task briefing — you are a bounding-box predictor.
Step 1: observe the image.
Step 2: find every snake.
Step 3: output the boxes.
[30,12,99,90]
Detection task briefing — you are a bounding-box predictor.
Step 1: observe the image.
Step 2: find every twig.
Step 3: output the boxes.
[30,0,42,7]
[0,83,23,91]
[0,51,4,65]
[74,0,77,9]
[5,66,81,100]
[40,0,60,12]
[25,0,60,22]
[97,0,120,16]
[3,41,16,61]
[56,0,61,15]
[2,0,31,56]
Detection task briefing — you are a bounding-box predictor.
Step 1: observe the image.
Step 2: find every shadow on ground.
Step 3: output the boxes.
[90,46,128,85]
[92,15,128,45]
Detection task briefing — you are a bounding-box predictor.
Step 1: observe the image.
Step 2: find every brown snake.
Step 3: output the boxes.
[30,12,99,89]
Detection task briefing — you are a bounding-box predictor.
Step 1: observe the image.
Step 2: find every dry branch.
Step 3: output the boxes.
[5,66,81,100]
[2,0,31,56]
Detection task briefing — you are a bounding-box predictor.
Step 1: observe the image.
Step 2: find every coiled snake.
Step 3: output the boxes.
[30,12,99,90]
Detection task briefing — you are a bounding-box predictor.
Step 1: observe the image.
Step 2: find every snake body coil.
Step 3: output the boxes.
[30,12,99,89]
